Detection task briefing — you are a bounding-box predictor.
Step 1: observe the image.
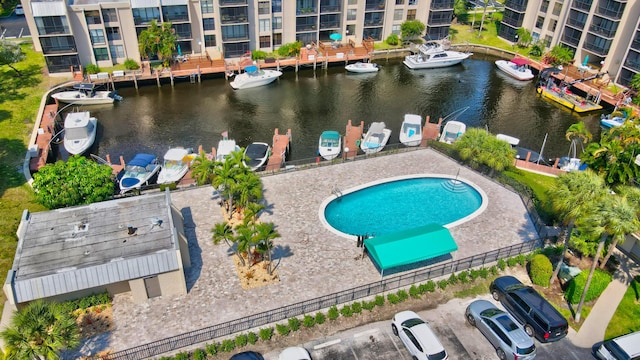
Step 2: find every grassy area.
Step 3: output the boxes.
[605,277,640,340]
[504,168,557,222]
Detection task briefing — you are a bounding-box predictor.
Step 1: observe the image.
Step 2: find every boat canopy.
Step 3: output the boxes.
[64,111,90,128]
[364,224,458,271]
[404,114,422,125]
[128,153,156,168]
[245,65,258,73]
[321,131,340,140]
[368,122,387,134]
[73,83,97,91]
[164,148,189,161]
[511,58,530,66]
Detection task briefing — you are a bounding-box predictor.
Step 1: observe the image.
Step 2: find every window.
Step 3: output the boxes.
[532,313,547,329]
[106,27,121,41]
[393,9,403,20]
[94,47,109,61]
[535,16,544,28]
[258,1,270,14]
[259,19,270,32]
[85,10,101,25]
[132,8,160,24]
[201,0,213,14]
[392,24,401,34]
[273,16,282,29]
[396,0,405,4]
[109,44,125,58]
[259,35,271,48]
[90,29,105,45]
[403,329,423,352]
[408,0,417,4]
[162,5,188,22]
[36,16,71,35]
[102,9,117,23]
[203,18,215,30]
[346,24,355,36]
[204,34,216,46]
[348,0,357,4]
[172,23,192,38]
[347,9,357,20]
[40,36,76,53]
[548,19,557,31]
[272,0,282,12]
[509,294,531,312]
[540,0,549,12]
[221,24,249,41]
[273,33,282,45]
[544,35,552,47]
[552,2,562,15]
[407,9,416,20]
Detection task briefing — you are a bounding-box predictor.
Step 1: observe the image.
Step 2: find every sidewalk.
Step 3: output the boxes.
[571,250,640,348]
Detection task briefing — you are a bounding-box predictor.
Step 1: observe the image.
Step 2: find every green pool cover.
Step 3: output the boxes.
[364,224,458,271]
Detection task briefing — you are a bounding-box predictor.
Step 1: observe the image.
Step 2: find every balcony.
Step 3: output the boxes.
[174,30,192,39]
[504,0,528,12]
[37,26,71,36]
[595,6,623,20]
[134,17,161,25]
[320,5,340,12]
[296,8,317,15]
[219,0,247,5]
[572,0,592,11]
[296,24,317,31]
[589,24,616,38]
[163,13,189,22]
[42,45,76,55]
[631,39,640,51]
[583,41,610,55]
[624,58,640,71]
[501,13,524,27]
[221,15,248,24]
[364,19,384,26]
[431,0,455,9]
[429,14,453,25]
[365,0,385,10]
[320,21,339,29]
[566,16,586,28]
[561,34,581,46]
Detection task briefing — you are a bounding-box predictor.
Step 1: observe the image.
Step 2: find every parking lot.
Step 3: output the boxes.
[262,295,594,360]
[0,10,30,39]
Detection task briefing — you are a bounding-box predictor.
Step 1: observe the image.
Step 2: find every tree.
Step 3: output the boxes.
[190,151,217,186]
[254,222,280,275]
[547,170,608,285]
[137,20,177,66]
[455,128,515,176]
[32,155,114,209]
[212,222,244,266]
[542,45,574,66]
[0,40,25,76]
[477,1,489,37]
[515,28,533,47]
[599,185,640,268]
[401,20,426,41]
[453,0,468,22]
[629,73,640,92]
[565,121,592,158]
[1,300,81,360]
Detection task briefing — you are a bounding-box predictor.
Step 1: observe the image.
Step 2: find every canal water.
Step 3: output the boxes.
[83,53,608,163]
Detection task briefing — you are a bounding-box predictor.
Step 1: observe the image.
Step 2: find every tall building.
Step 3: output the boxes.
[499,0,640,87]
[20,0,455,75]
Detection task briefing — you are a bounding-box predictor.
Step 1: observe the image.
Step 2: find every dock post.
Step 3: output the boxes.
[170,71,174,87]
[156,70,161,87]
[198,65,201,83]
[295,59,299,73]
[133,72,138,90]
[313,57,316,71]
[277,60,281,72]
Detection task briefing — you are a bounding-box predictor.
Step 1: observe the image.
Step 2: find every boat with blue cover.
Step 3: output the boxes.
[229,65,283,90]
[318,131,342,160]
[119,153,161,194]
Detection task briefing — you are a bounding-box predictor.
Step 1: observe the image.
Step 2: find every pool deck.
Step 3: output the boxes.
[96,149,539,354]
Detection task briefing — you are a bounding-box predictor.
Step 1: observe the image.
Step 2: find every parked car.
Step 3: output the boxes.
[490,276,568,342]
[230,351,264,360]
[279,346,311,360]
[391,310,448,360]
[15,4,24,15]
[465,299,537,360]
[595,330,640,360]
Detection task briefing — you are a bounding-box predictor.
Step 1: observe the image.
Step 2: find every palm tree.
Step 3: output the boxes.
[235,172,263,216]
[213,159,241,218]
[243,202,266,226]
[235,224,258,267]
[599,186,640,268]
[255,222,281,275]
[629,72,640,92]
[455,129,515,176]
[212,222,243,265]
[547,170,608,285]
[137,20,177,66]
[190,152,217,185]
[515,28,532,47]
[565,121,592,158]
[1,300,81,360]
[583,120,640,185]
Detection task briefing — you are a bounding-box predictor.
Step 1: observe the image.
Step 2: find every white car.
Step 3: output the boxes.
[278,346,311,360]
[15,4,24,15]
[391,310,448,360]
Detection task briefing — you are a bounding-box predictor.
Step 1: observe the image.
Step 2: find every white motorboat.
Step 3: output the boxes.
[229,65,283,90]
[51,83,122,105]
[157,147,195,184]
[439,120,466,144]
[496,133,520,147]
[119,153,161,194]
[403,42,472,69]
[600,113,627,129]
[243,142,271,170]
[360,122,392,154]
[318,130,342,160]
[495,58,534,81]
[216,139,241,162]
[399,114,423,147]
[345,62,379,73]
[63,111,97,155]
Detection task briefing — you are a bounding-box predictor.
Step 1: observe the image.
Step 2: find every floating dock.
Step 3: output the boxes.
[343,120,364,160]
[29,104,58,172]
[422,116,442,145]
[265,128,291,171]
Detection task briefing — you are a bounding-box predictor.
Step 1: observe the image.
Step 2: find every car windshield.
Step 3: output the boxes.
[604,340,631,360]
[427,350,448,360]
[517,344,536,355]
[402,318,425,328]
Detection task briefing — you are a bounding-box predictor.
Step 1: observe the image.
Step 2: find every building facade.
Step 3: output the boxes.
[19,0,454,74]
[499,0,640,87]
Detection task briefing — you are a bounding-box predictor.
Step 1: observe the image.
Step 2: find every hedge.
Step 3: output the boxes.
[529,254,553,287]
[565,268,612,304]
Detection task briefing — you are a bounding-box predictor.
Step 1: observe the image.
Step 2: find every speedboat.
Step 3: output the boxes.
[495,58,534,81]
[496,133,520,147]
[399,114,423,147]
[216,139,241,162]
[403,42,472,69]
[600,113,627,129]
[157,147,195,184]
[360,122,392,154]
[63,111,97,155]
[345,62,379,73]
[439,120,466,144]
[243,142,271,170]
[318,130,342,160]
[51,83,122,105]
[119,153,161,194]
[229,65,283,90]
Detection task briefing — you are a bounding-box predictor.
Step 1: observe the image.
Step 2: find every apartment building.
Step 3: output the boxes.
[499,0,640,87]
[20,0,455,75]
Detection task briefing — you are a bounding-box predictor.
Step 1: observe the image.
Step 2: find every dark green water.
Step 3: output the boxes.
[86,53,607,163]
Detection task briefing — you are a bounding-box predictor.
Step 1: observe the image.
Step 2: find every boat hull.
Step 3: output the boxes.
[536,87,603,113]
[230,70,283,90]
[495,60,534,81]
[345,63,379,73]
[399,114,423,147]
[51,91,115,105]
[64,117,97,155]
[403,53,471,69]
[360,127,392,154]
[318,131,342,160]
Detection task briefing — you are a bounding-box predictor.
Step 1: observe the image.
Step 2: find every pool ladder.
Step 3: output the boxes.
[331,186,343,197]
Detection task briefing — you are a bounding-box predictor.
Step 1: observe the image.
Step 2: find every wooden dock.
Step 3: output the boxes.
[29,104,58,172]
[421,116,442,146]
[265,128,291,171]
[344,119,365,160]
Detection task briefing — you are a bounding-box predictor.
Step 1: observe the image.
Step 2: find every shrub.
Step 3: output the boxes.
[458,271,469,284]
[375,295,385,306]
[340,304,353,317]
[529,254,553,287]
[385,34,400,46]
[448,273,459,285]
[288,317,300,331]
[247,332,258,345]
[469,269,480,281]
[410,285,421,299]
[516,254,526,266]
[220,339,235,352]
[421,281,436,293]
[438,280,448,290]
[351,301,362,314]
[362,301,375,311]
[490,265,499,276]
[497,259,507,271]
[259,327,273,341]
[565,269,612,304]
[479,267,489,279]
[124,58,140,70]
[507,257,519,267]
[174,352,188,360]
[387,293,400,304]
[328,306,339,320]
[252,50,268,60]
[276,323,290,336]
[397,289,409,301]
[303,314,315,328]
[84,64,100,74]
[235,334,247,348]
[205,343,218,355]
[192,349,206,360]
[315,312,326,324]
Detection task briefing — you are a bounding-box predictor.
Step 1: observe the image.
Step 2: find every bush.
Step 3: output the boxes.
[421,281,436,293]
[490,265,499,275]
[192,349,206,360]
[235,334,247,347]
[328,306,339,320]
[410,285,421,299]
[387,293,400,304]
[448,273,459,285]
[497,259,507,271]
[469,269,480,281]
[565,269,612,304]
[385,34,400,46]
[315,312,326,324]
[375,295,385,307]
[438,280,448,290]
[84,64,100,74]
[303,314,315,328]
[362,301,376,311]
[174,352,188,360]
[205,343,218,355]
[507,257,519,267]
[247,332,258,345]
[529,254,553,287]
[397,289,409,301]
[276,323,290,336]
[259,327,273,341]
[124,58,140,70]
[288,317,300,331]
[479,267,489,279]
[351,301,362,314]
[220,339,235,352]
[458,271,469,284]
[252,50,268,60]
[340,304,353,317]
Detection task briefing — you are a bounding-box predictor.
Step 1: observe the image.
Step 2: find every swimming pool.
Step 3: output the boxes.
[320,175,487,238]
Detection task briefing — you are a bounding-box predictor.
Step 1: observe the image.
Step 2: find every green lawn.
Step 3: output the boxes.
[605,277,640,340]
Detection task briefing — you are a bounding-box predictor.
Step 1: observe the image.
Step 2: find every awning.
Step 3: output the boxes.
[511,58,531,66]
[364,224,458,271]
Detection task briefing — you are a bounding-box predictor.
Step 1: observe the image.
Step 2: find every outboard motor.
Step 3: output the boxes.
[108,91,123,102]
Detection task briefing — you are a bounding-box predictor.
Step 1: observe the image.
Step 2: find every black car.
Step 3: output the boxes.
[230,351,264,360]
[490,275,568,343]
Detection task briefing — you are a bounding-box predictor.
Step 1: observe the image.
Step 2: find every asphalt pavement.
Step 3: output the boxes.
[0,12,30,39]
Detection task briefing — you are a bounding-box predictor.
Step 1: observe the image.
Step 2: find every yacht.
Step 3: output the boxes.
[63,111,97,155]
[495,58,534,81]
[51,83,122,105]
[229,66,283,90]
[403,42,472,69]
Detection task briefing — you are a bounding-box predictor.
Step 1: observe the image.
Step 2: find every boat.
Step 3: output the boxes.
[495,58,534,81]
[399,114,423,147]
[157,147,195,185]
[51,83,123,105]
[536,69,605,113]
[243,142,271,170]
[600,115,626,129]
[439,120,466,144]
[229,65,283,90]
[403,42,472,69]
[216,139,241,162]
[318,131,342,160]
[496,133,520,147]
[497,133,550,165]
[63,111,97,155]
[360,122,392,154]
[119,153,161,194]
[345,62,379,73]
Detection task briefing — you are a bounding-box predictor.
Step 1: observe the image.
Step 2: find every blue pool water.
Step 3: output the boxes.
[323,177,484,237]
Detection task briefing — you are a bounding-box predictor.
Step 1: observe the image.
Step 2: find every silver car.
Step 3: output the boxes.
[465,300,536,360]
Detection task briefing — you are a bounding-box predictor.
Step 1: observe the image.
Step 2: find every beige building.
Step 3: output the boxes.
[499,0,640,87]
[3,190,191,310]
[19,0,455,74]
